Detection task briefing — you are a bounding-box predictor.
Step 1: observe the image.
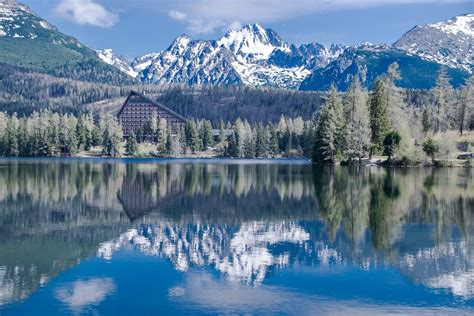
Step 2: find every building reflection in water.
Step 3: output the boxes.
[0,160,472,306]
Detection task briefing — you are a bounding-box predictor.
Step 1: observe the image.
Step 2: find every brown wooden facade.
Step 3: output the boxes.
[117,91,186,137]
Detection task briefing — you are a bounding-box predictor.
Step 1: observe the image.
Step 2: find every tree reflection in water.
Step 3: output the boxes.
[0,160,472,306]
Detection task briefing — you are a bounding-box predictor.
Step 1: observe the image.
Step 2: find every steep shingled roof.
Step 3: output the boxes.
[117,90,187,122]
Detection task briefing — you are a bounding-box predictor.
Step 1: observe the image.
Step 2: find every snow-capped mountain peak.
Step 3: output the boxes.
[0,0,56,38]
[169,34,192,54]
[217,23,288,60]
[127,23,335,88]
[97,49,138,78]
[394,13,474,72]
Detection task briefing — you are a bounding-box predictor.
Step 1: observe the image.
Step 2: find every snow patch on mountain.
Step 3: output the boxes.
[97,49,138,78]
[431,14,474,38]
[0,0,59,40]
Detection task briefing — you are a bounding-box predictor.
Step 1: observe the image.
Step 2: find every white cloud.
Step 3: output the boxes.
[168,10,225,34]
[168,10,187,21]
[228,21,242,31]
[161,0,469,34]
[55,0,119,28]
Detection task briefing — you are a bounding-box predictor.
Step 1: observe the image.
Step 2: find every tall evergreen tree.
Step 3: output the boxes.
[255,123,268,158]
[200,120,214,149]
[312,88,344,164]
[125,132,138,157]
[226,129,239,158]
[301,122,314,158]
[185,119,201,152]
[268,123,280,157]
[369,78,392,153]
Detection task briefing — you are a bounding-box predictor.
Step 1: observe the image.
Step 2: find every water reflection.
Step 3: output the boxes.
[55,278,116,313]
[0,159,472,312]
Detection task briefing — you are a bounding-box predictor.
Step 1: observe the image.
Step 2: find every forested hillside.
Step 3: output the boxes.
[0,63,130,115]
[155,86,324,124]
[0,62,325,122]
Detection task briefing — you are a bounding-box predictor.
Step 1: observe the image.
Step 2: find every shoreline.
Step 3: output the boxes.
[0,156,312,165]
[0,156,471,168]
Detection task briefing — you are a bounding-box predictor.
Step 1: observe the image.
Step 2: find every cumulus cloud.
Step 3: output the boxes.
[163,0,468,34]
[55,0,119,27]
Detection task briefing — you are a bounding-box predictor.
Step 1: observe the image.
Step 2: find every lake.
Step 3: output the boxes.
[0,159,472,315]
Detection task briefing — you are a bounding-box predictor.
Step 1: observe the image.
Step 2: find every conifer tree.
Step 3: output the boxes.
[255,123,268,158]
[75,116,86,150]
[200,120,213,149]
[185,119,201,152]
[0,112,6,156]
[312,88,344,164]
[233,118,245,157]
[226,129,239,157]
[165,128,173,156]
[218,119,226,148]
[369,78,392,153]
[125,132,138,157]
[17,119,29,157]
[83,113,95,150]
[268,123,280,157]
[301,122,314,158]
[243,121,256,158]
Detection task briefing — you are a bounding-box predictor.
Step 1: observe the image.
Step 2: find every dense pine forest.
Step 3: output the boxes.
[0,62,473,164]
[0,110,313,159]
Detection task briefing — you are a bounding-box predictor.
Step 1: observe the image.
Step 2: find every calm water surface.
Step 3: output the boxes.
[0,159,472,315]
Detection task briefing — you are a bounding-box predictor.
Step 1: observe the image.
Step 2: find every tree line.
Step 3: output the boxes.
[0,110,313,158]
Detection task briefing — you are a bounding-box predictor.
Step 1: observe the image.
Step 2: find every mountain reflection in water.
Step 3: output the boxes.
[0,159,472,314]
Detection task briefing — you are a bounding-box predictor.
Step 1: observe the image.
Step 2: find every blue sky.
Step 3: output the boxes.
[21,0,474,60]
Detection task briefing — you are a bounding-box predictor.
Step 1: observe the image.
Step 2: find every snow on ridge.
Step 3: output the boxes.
[129,23,327,88]
[38,20,54,30]
[0,0,55,38]
[430,13,474,38]
[394,13,474,73]
[97,48,138,78]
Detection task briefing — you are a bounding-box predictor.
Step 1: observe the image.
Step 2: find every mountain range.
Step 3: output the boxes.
[99,14,474,90]
[0,0,472,91]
